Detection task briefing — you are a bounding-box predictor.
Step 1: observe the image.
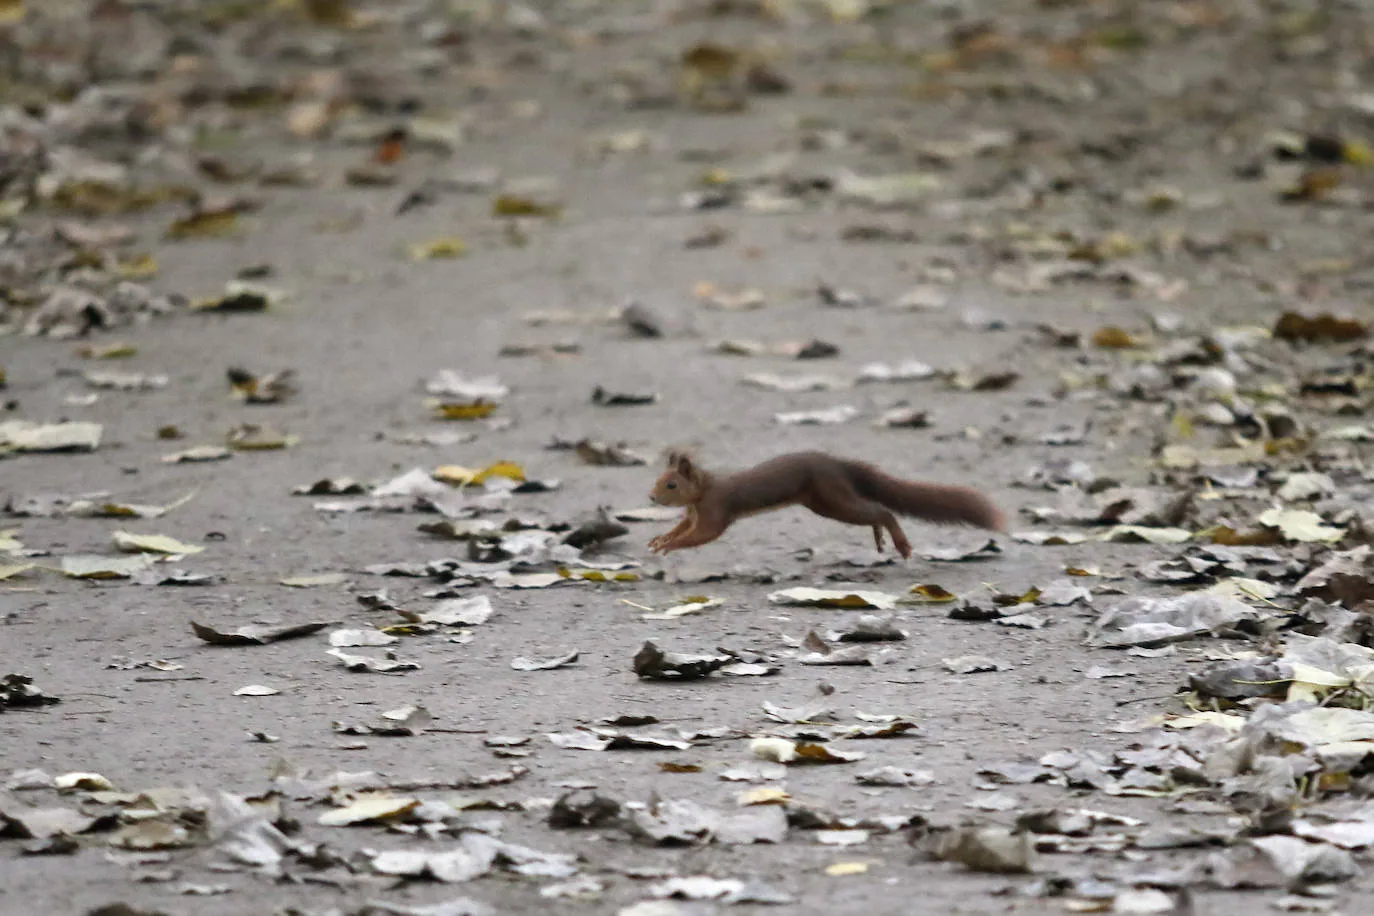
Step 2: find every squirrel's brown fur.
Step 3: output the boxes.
[648,450,1005,559]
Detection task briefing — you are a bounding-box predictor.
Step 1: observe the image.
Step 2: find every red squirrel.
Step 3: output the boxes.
[647,450,1006,559]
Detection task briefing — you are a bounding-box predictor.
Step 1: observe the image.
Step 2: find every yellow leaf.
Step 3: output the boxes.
[301,0,353,27]
[408,237,466,261]
[1091,326,1142,349]
[659,762,701,773]
[433,461,527,487]
[737,786,790,806]
[0,1,24,27]
[77,342,138,360]
[112,531,205,555]
[166,209,240,240]
[492,195,562,218]
[116,254,159,280]
[432,401,498,420]
[472,461,526,484]
[432,465,479,486]
[1345,140,1373,167]
[556,568,641,583]
[907,583,957,602]
[825,861,869,876]
[0,563,35,581]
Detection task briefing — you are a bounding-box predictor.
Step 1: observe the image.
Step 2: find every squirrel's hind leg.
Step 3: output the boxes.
[804,494,912,560]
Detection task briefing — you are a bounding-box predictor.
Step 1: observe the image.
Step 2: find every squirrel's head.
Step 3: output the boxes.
[650,450,704,507]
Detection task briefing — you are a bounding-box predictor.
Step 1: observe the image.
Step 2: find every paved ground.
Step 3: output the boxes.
[4,1,1374,914]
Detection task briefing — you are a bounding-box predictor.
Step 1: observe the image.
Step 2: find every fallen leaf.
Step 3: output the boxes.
[935,827,1035,874]
[58,554,156,579]
[493,194,563,218]
[770,588,897,610]
[318,794,420,827]
[430,400,499,421]
[280,573,347,588]
[227,367,295,404]
[421,596,493,626]
[83,370,168,391]
[641,597,725,620]
[943,655,1006,674]
[907,584,957,603]
[191,620,328,646]
[1274,312,1367,343]
[634,642,732,680]
[162,445,233,463]
[1258,507,1344,544]
[825,861,869,876]
[112,532,204,555]
[511,651,580,671]
[0,421,102,453]
[573,439,649,467]
[835,169,941,208]
[591,386,658,407]
[328,648,420,673]
[166,207,241,240]
[744,372,847,393]
[226,424,297,450]
[409,236,467,261]
[329,628,399,648]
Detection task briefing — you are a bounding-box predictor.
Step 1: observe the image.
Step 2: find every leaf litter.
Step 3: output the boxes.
[11,1,1374,913]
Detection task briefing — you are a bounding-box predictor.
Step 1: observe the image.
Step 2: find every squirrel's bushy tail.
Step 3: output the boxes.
[844,462,1006,532]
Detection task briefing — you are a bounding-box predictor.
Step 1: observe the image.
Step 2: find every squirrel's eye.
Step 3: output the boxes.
[666,482,677,489]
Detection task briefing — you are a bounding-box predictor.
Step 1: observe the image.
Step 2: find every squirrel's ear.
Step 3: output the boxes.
[674,453,697,479]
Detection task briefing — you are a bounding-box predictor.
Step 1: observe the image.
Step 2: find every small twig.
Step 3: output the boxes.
[1115,692,1186,707]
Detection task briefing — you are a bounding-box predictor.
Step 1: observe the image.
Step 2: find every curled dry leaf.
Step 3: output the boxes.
[633,641,732,680]
[573,439,649,467]
[227,367,295,404]
[511,650,580,671]
[329,628,398,648]
[162,445,233,463]
[226,424,298,450]
[420,596,493,627]
[591,385,658,407]
[191,620,328,646]
[328,648,421,673]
